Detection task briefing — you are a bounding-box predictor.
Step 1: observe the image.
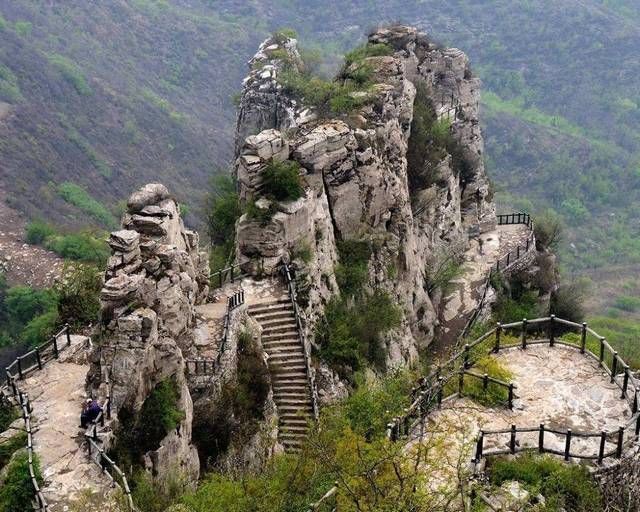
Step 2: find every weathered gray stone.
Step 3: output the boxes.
[127,183,171,213]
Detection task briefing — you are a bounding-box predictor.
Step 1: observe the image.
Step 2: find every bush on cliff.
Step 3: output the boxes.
[534,209,563,250]
[261,159,304,201]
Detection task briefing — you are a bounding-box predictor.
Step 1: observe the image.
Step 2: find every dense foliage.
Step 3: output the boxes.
[261,159,304,201]
[483,454,602,511]
[26,220,109,265]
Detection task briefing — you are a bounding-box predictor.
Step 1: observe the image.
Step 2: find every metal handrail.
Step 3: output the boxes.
[281,263,319,420]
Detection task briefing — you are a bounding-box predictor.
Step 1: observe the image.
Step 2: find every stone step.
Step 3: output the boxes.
[278,403,313,412]
[262,331,299,342]
[255,312,296,324]
[280,415,311,425]
[271,372,308,382]
[260,318,298,329]
[262,324,300,335]
[272,382,309,391]
[248,300,291,314]
[273,386,309,395]
[274,390,310,399]
[262,340,304,351]
[276,397,312,407]
[279,424,309,433]
[264,349,306,359]
[268,361,306,371]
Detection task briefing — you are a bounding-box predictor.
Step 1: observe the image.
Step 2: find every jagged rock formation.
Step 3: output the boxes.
[234,26,496,368]
[89,183,209,485]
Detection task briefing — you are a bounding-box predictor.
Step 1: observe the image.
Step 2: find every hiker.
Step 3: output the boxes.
[80,398,102,428]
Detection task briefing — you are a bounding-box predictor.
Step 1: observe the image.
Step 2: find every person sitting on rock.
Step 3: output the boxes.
[80,398,102,428]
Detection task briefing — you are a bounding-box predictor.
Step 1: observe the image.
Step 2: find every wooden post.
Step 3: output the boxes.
[538,424,545,453]
[599,337,605,367]
[549,315,555,346]
[65,324,71,346]
[598,431,606,464]
[230,265,234,282]
[633,390,638,414]
[611,352,618,383]
[475,432,484,462]
[508,384,514,410]
[564,429,572,461]
[622,367,629,399]
[53,337,59,359]
[516,246,520,259]
[403,408,410,437]
[509,425,516,454]
[616,427,624,458]
[526,238,530,251]
[17,357,23,380]
[463,344,470,369]
[458,370,464,396]
[506,252,510,266]
[36,349,42,370]
[483,373,489,391]
[521,319,528,349]
[580,323,587,353]
[495,323,502,353]
[437,377,444,408]
[636,414,640,439]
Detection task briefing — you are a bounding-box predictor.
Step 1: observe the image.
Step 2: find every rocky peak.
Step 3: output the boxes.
[90,183,210,485]
[233,25,496,368]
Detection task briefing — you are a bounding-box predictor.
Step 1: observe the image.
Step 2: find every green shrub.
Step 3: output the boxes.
[343,42,393,67]
[335,239,372,297]
[425,241,465,295]
[205,174,241,247]
[48,54,92,95]
[0,450,42,512]
[57,182,116,227]
[272,27,297,44]
[235,329,270,424]
[13,21,32,36]
[5,286,57,327]
[0,64,23,103]
[45,232,109,265]
[489,454,602,511]
[20,309,59,347]
[130,470,186,512]
[613,295,640,312]
[491,272,541,323]
[0,432,27,470]
[55,264,102,328]
[534,210,563,250]
[549,283,585,324]
[292,241,313,263]
[138,379,185,454]
[0,402,18,433]
[317,291,402,377]
[261,159,304,201]
[25,220,55,245]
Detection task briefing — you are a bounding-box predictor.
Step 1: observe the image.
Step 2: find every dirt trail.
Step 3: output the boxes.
[0,188,64,288]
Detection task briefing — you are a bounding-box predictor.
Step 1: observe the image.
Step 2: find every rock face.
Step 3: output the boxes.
[90,183,209,485]
[234,26,496,367]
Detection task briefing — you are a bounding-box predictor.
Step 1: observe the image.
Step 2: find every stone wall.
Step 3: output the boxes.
[90,183,209,485]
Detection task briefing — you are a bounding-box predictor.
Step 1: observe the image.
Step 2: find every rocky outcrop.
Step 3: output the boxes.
[233,26,496,370]
[90,183,209,485]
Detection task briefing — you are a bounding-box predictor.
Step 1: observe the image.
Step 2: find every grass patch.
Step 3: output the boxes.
[462,356,513,406]
[58,182,117,227]
[613,295,640,313]
[485,453,602,511]
[0,64,23,103]
[47,54,92,95]
[0,402,19,433]
[0,450,43,512]
[335,239,372,297]
[45,231,109,265]
[586,315,640,369]
[0,432,27,470]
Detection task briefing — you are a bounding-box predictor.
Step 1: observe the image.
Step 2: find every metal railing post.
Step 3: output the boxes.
[616,426,624,458]
[549,315,555,346]
[538,424,545,453]
[598,431,606,464]
[564,429,572,461]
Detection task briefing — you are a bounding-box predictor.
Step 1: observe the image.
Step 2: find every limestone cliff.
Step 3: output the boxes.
[234,26,496,367]
[89,183,209,485]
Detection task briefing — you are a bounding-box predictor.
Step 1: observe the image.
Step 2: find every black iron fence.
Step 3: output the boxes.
[185,289,245,378]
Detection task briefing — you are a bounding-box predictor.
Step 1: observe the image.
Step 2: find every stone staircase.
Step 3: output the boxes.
[248,297,313,451]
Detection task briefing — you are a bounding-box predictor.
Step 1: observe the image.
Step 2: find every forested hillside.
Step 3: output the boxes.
[1,0,639,316]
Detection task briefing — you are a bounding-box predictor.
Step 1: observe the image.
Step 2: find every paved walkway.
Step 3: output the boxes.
[20,335,119,511]
[411,345,635,502]
[434,224,531,354]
